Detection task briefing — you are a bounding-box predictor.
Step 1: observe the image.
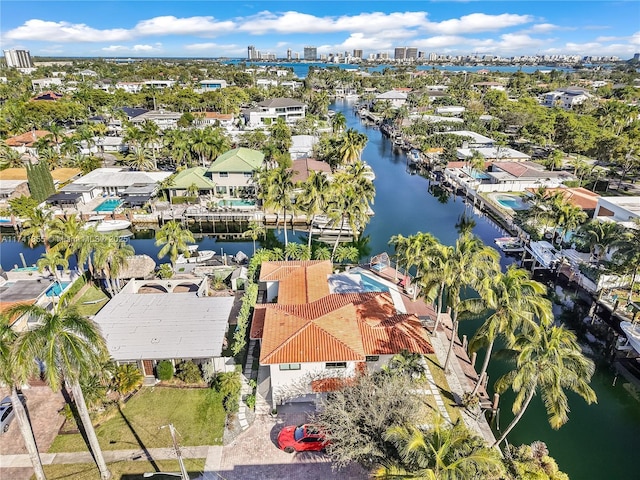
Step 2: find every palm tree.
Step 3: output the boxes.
[260,166,294,247]
[378,414,504,479]
[0,144,25,170]
[469,266,552,395]
[36,251,69,309]
[11,305,112,479]
[45,123,65,154]
[332,112,347,135]
[578,219,622,261]
[128,147,155,171]
[390,232,438,300]
[20,208,54,251]
[300,170,333,250]
[191,128,215,167]
[139,120,160,170]
[93,234,134,296]
[0,315,47,480]
[339,128,367,165]
[284,242,311,261]
[421,234,501,372]
[553,202,587,248]
[155,221,196,267]
[49,215,86,261]
[493,324,597,447]
[611,219,640,302]
[242,221,266,254]
[387,350,426,378]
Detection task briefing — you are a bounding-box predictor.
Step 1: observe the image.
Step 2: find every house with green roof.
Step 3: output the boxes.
[207,147,265,198]
[168,148,265,200]
[168,167,217,199]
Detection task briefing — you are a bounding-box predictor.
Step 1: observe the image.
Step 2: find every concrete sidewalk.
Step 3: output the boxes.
[0,445,220,468]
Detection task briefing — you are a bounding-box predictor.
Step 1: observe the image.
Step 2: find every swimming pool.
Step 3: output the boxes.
[359,273,390,292]
[11,266,39,272]
[219,199,256,208]
[469,169,490,180]
[46,281,71,297]
[95,199,122,213]
[495,194,529,211]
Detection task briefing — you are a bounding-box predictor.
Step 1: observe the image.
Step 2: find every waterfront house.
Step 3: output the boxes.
[290,158,332,184]
[64,167,171,198]
[250,261,433,406]
[437,131,494,148]
[242,98,306,127]
[594,196,640,226]
[168,167,217,199]
[93,278,235,380]
[375,90,408,108]
[457,146,530,162]
[207,147,265,198]
[482,162,574,191]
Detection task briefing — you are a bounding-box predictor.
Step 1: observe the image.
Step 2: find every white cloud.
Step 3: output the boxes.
[525,23,571,34]
[424,13,533,34]
[102,43,161,53]
[5,19,131,42]
[134,16,235,36]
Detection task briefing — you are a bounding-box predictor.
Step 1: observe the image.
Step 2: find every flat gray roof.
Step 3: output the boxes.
[94,292,235,361]
[0,280,50,303]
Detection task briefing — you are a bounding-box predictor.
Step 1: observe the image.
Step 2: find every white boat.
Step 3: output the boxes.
[495,236,524,253]
[176,245,216,264]
[620,322,640,354]
[84,216,132,232]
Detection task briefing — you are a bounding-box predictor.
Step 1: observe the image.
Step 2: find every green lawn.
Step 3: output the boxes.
[37,459,205,480]
[73,285,109,316]
[425,354,460,423]
[49,388,225,453]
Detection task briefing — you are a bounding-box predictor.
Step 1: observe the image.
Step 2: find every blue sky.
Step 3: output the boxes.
[1,1,639,58]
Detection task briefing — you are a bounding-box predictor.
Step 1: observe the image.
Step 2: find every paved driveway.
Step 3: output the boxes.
[0,386,65,480]
[217,405,368,480]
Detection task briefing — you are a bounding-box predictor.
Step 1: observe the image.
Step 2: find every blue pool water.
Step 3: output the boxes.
[46,281,71,297]
[359,273,390,292]
[219,199,256,207]
[11,266,38,272]
[95,199,122,212]
[495,195,529,210]
[470,169,490,180]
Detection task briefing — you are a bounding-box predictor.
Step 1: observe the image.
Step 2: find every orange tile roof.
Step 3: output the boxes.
[260,261,331,304]
[526,187,600,210]
[195,112,234,120]
[258,287,433,364]
[5,130,52,148]
[290,159,332,183]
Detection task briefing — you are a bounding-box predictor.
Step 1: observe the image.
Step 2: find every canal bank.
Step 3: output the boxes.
[334,98,639,479]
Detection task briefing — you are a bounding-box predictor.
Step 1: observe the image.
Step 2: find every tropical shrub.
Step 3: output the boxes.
[112,364,143,396]
[245,394,256,410]
[156,360,174,381]
[213,372,241,413]
[176,361,202,384]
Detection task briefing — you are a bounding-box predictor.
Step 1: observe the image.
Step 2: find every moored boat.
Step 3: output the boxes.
[84,215,132,232]
[176,245,216,264]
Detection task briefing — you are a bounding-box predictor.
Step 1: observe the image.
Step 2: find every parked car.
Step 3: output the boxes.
[277,424,328,453]
[0,395,26,434]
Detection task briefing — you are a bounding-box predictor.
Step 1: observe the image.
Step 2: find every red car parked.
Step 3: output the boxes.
[277,424,328,453]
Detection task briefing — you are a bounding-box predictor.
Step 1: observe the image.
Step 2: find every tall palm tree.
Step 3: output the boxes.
[553,202,587,248]
[421,234,500,372]
[49,215,86,261]
[469,266,552,395]
[300,170,333,250]
[20,208,54,251]
[139,120,160,170]
[0,315,46,480]
[611,218,640,302]
[493,324,597,447]
[390,232,438,300]
[93,234,134,296]
[259,166,294,247]
[578,219,622,260]
[155,221,196,267]
[128,147,155,171]
[191,128,215,167]
[242,221,266,254]
[0,144,25,170]
[339,128,367,165]
[332,112,347,135]
[377,414,504,479]
[36,251,69,308]
[11,305,112,480]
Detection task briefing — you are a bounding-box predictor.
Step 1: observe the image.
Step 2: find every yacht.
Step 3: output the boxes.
[84,215,132,232]
[176,245,216,264]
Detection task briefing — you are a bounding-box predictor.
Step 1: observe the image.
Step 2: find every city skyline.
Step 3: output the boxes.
[1,1,638,59]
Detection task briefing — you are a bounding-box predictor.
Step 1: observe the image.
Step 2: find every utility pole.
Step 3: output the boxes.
[161,423,190,480]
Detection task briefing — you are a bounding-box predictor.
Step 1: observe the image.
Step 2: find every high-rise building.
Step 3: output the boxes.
[394,47,406,60]
[406,47,418,60]
[287,49,292,61]
[4,49,33,69]
[353,49,363,59]
[304,46,317,61]
[247,45,257,61]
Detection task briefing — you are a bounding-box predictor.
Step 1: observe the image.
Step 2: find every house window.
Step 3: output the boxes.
[326,362,347,369]
[244,172,252,178]
[365,356,379,362]
[219,172,229,178]
[279,363,301,371]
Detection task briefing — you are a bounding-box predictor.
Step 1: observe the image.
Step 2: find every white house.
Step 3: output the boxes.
[115,82,144,93]
[192,112,235,129]
[242,98,306,127]
[130,109,182,130]
[375,90,408,108]
[68,167,171,197]
[198,79,227,92]
[289,135,319,160]
[542,88,591,110]
[93,278,235,379]
[457,146,530,162]
[250,261,434,406]
[31,78,62,91]
[594,196,640,227]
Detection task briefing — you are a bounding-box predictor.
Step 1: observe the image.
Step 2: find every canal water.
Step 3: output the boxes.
[1,99,638,478]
